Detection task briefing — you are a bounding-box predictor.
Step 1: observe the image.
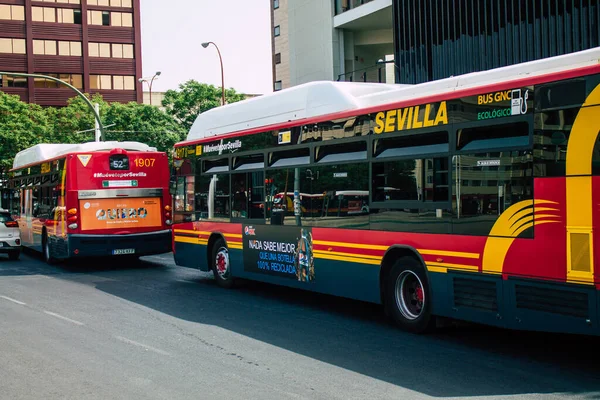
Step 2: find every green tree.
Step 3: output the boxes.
[49,94,107,145]
[162,80,246,132]
[50,94,185,153]
[103,100,185,151]
[0,92,52,172]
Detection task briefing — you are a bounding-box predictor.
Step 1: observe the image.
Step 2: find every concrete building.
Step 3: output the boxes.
[0,0,143,106]
[270,0,394,91]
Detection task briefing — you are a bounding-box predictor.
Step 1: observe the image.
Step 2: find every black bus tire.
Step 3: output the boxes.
[8,250,20,261]
[211,238,235,289]
[385,256,435,333]
[42,231,57,265]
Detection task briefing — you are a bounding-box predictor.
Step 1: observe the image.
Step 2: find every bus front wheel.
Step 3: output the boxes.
[385,256,434,333]
[211,238,235,289]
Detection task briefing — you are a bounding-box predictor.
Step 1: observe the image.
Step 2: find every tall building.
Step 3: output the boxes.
[392,0,600,84]
[272,0,600,88]
[0,0,142,106]
[270,0,395,90]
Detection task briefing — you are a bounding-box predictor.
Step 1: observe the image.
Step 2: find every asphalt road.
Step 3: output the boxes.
[0,250,599,400]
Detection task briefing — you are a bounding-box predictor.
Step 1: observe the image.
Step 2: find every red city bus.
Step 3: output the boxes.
[9,141,172,263]
[172,47,600,336]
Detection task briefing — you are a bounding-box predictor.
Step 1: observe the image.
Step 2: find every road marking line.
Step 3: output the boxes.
[43,311,85,326]
[114,335,170,356]
[0,295,26,305]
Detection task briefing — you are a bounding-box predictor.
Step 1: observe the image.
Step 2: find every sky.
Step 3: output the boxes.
[140,0,273,95]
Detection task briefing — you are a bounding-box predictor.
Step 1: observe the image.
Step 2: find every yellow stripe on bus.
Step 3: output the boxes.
[426,262,479,272]
[426,265,447,273]
[314,240,480,259]
[313,240,389,251]
[174,229,243,239]
[313,253,381,265]
[174,237,208,245]
[313,249,381,261]
[418,249,480,259]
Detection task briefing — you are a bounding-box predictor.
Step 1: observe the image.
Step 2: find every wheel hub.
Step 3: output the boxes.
[215,248,229,278]
[395,270,425,321]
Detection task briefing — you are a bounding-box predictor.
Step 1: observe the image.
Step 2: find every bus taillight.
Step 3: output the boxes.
[165,205,172,225]
[67,208,79,229]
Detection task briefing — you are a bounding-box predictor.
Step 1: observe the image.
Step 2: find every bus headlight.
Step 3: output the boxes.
[165,220,172,226]
[68,223,78,230]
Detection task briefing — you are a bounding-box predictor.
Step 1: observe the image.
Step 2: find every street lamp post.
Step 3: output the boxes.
[201,42,225,106]
[139,71,161,105]
[0,71,105,138]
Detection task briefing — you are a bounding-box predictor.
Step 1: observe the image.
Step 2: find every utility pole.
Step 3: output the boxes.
[94,103,101,142]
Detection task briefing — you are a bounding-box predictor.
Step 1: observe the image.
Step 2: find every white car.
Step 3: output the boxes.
[0,209,21,261]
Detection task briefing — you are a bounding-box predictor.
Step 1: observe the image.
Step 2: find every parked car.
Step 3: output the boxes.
[0,209,21,260]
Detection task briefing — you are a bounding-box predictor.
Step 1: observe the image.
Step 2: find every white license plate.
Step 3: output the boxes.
[113,248,135,255]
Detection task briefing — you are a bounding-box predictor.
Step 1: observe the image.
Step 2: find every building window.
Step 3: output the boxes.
[57,8,73,23]
[274,80,282,91]
[31,7,81,24]
[88,0,132,7]
[90,75,134,90]
[32,7,56,23]
[0,5,25,20]
[33,73,82,89]
[88,42,133,58]
[102,11,110,25]
[33,40,57,56]
[274,53,281,64]
[0,38,26,55]
[110,11,132,26]
[274,0,279,9]
[40,0,80,3]
[33,40,81,56]
[274,25,280,37]
[0,75,27,88]
[60,41,82,56]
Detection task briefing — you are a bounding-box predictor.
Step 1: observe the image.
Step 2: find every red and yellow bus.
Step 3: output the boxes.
[9,141,172,263]
[172,47,600,336]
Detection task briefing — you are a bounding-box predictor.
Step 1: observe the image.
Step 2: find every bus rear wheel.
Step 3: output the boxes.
[385,256,434,333]
[211,238,235,289]
[42,232,57,265]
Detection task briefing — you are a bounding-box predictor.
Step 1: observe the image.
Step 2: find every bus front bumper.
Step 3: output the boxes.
[67,229,172,258]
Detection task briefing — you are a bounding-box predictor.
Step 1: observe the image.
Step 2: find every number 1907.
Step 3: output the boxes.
[134,158,155,168]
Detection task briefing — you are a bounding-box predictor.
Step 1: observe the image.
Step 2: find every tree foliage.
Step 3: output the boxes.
[0,92,52,172]
[0,92,186,173]
[0,79,247,174]
[162,80,246,132]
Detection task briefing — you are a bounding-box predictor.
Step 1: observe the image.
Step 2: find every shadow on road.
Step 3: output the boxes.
[3,252,600,398]
[94,262,600,398]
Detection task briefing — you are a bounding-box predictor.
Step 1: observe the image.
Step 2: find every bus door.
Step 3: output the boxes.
[231,171,264,220]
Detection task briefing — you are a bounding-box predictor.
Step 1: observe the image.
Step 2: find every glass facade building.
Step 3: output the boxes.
[393,0,600,84]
